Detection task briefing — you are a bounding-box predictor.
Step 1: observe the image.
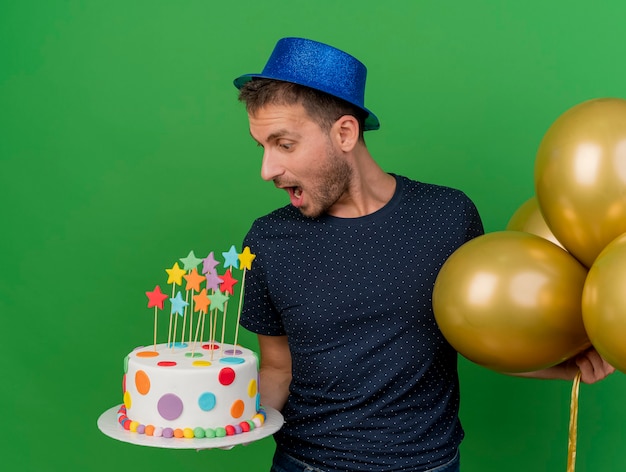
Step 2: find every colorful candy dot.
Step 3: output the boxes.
[183,428,194,438]
[185,352,203,358]
[215,427,226,437]
[198,392,216,412]
[137,424,146,434]
[220,357,245,365]
[135,370,151,395]
[123,391,132,409]
[218,367,236,385]
[145,425,155,436]
[230,399,245,419]
[202,343,219,350]
[225,425,236,436]
[252,414,265,427]
[248,379,257,397]
[234,424,243,434]
[136,351,159,358]
[240,421,251,432]
[193,427,206,438]
[223,349,243,356]
[204,428,216,438]
[157,361,177,367]
[129,421,139,432]
[192,360,211,367]
[162,428,174,438]
[173,429,184,438]
[157,393,183,420]
[153,427,163,437]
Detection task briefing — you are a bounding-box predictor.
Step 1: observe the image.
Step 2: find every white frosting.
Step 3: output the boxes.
[124,343,259,430]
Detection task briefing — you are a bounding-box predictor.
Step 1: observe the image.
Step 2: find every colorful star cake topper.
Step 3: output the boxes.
[222,245,240,270]
[193,288,211,314]
[180,250,203,271]
[205,271,223,292]
[219,269,239,295]
[165,262,186,286]
[144,247,255,353]
[208,290,229,312]
[202,252,219,275]
[170,291,189,316]
[184,268,205,292]
[146,285,168,310]
[238,246,256,271]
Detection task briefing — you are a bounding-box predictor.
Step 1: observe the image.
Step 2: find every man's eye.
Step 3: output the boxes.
[280,143,293,150]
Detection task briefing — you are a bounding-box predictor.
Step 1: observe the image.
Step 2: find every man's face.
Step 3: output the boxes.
[248,102,352,218]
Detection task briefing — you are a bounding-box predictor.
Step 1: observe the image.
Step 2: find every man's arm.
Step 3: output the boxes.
[258,334,292,411]
[512,347,616,384]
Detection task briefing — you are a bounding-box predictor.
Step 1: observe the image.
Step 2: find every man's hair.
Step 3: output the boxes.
[238,79,366,140]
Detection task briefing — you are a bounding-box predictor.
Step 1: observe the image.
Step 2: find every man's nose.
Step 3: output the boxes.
[260,150,283,181]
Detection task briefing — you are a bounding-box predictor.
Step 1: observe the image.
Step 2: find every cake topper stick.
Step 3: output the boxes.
[204,271,222,351]
[218,269,239,356]
[169,291,189,350]
[179,291,189,347]
[233,246,256,351]
[212,308,219,361]
[220,300,229,356]
[165,262,186,347]
[191,309,205,357]
[213,306,219,345]
[173,307,179,349]
[146,285,168,350]
[180,251,202,345]
[153,309,158,349]
[200,307,208,346]
[220,245,241,356]
[191,288,210,355]
[187,303,193,345]
[183,268,205,343]
[207,290,229,359]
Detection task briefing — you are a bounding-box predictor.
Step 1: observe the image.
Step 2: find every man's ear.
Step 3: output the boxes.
[333,115,360,152]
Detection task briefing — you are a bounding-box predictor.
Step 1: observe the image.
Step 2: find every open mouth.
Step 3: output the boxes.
[286,186,303,207]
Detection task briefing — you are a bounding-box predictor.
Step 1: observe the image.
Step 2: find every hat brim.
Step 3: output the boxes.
[234,74,380,131]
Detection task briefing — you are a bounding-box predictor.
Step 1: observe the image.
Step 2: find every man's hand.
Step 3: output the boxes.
[508,347,617,383]
[574,348,616,384]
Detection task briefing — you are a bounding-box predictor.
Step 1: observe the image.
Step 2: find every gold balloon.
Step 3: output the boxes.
[433,231,590,373]
[506,196,565,249]
[535,97,626,268]
[582,232,626,373]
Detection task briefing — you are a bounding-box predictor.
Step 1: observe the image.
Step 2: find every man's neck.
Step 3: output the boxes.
[327,149,396,218]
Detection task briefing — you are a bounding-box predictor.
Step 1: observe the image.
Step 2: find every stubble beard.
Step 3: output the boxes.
[300,147,353,219]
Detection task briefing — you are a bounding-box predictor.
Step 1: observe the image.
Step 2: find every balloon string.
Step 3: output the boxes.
[567,370,582,472]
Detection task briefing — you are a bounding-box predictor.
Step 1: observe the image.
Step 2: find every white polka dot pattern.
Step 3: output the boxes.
[241,175,484,471]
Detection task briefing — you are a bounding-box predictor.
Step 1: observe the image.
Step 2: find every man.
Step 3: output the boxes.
[233,37,614,472]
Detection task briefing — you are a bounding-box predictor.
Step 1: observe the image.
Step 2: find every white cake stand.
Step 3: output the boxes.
[97,404,284,450]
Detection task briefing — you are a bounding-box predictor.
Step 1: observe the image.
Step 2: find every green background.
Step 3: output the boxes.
[2,1,625,470]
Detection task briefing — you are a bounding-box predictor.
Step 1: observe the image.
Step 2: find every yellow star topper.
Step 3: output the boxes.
[165,262,186,286]
[238,246,256,271]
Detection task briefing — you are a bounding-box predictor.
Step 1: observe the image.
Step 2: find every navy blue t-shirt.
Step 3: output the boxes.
[241,175,484,472]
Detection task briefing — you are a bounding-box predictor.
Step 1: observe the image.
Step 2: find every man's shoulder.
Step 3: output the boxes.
[396,174,473,204]
[245,204,308,242]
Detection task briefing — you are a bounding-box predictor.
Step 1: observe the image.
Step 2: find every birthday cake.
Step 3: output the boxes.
[117,246,266,440]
